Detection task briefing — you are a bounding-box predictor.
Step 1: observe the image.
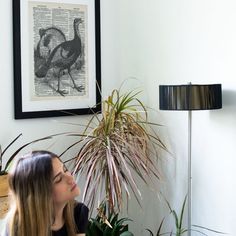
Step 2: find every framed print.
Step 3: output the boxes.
[13,0,101,119]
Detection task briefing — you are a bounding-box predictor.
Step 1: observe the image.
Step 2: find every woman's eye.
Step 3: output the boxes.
[54,176,62,183]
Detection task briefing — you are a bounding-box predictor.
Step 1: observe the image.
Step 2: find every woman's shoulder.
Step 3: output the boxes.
[74,202,89,216]
[73,202,89,233]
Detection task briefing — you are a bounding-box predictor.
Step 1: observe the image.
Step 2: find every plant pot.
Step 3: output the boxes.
[0,174,9,218]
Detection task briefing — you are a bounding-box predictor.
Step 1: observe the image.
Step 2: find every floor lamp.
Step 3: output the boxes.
[159,83,222,236]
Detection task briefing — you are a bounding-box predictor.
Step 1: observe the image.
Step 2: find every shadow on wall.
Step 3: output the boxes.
[208,89,236,121]
[211,89,236,122]
[222,89,236,108]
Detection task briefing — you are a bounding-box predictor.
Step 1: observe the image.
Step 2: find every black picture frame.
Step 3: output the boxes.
[13,0,101,119]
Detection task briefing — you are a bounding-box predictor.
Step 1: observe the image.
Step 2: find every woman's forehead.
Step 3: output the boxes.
[52,158,63,171]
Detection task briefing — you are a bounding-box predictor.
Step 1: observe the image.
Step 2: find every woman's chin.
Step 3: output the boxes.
[72,186,80,196]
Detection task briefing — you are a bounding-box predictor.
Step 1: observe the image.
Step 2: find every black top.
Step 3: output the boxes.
[52,202,89,236]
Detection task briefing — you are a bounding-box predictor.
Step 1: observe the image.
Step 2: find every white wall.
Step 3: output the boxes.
[0,0,122,150]
[1,0,236,235]
[117,1,236,235]
[0,0,121,225]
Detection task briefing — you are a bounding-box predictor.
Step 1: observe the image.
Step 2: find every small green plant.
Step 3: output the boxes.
[146,196,187,236]
[167,195,188,236]
[86,201,134,236]
[146,195,226,236]
[145,218,165,236]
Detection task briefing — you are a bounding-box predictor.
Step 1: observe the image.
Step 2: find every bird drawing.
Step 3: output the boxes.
[34,18,84,96]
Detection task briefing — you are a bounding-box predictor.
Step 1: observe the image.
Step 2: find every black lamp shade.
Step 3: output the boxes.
[159,84,222,110]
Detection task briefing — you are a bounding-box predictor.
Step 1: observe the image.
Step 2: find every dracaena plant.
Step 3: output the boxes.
[63,88,167,212]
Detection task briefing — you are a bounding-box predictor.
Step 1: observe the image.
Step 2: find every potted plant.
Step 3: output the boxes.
[63,88,167,213]
[0,134,23,218]
[0,134,53,218]
[0,134,23,175]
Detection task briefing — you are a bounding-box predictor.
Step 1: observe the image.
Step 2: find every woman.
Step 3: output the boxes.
[3,150,88,236]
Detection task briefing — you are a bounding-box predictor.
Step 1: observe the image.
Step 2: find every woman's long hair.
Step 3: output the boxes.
[7,150,77,236]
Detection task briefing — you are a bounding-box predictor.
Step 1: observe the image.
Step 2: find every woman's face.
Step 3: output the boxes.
[52,157,80,205]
